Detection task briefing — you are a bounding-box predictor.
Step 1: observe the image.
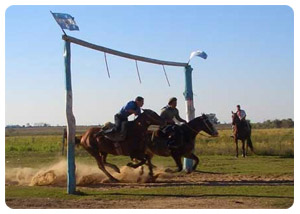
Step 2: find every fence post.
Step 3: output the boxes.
[183,65,195,172]
[64,40,76,194]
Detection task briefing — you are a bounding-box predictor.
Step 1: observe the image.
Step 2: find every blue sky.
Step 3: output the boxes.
[5,5,294,125]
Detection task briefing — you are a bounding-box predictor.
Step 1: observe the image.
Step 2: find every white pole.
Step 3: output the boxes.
[183,65,195,172]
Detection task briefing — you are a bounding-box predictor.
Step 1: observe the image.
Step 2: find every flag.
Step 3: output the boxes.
[51,12,79,31]
[189,50,208,60]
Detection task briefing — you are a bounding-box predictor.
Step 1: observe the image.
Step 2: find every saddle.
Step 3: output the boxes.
[101,122,127,142]
[100,122,124,155]
[149,124,183,149]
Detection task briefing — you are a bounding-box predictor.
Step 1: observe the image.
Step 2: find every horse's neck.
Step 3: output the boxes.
[132,119,149,132]
[184,118,202,138]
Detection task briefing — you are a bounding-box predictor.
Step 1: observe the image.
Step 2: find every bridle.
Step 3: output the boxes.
[185,117,217,138]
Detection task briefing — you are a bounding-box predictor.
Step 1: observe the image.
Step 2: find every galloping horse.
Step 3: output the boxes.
[146,114,219,172]
[78,109,165,182]
[231,112,254,157]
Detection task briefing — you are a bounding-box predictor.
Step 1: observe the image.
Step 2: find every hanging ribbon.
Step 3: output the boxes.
[104,52,110,78]
[162,64,170,87]
[135,60,142,84]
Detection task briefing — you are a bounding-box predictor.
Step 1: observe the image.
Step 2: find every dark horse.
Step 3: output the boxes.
[78,109,165,182]
[146,114,219,172]
[231,112,254,158]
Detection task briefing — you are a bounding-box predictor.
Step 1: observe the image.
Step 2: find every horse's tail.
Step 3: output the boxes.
[247,136,254,152]
[63,128,82,145]
[75,136,82,145]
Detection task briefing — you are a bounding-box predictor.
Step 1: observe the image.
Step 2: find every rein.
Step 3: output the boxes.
[184,118,216,138]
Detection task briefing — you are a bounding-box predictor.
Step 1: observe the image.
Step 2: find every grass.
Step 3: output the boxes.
[5,184,293,209]
[195,128,294,157]
[5,128,294,157]
[5,127,294,208]
[6,185,293,200]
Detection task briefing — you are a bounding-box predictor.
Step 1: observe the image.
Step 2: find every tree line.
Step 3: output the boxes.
[251,118,294,129]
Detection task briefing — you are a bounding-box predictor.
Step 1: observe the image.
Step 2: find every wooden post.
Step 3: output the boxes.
[183,65,195,172]
[62,35,188,67]
[64,40,76,194]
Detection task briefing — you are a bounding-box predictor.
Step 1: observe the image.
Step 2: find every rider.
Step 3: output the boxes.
[97,96,144,139]
[236,104,250,131]
[160,97,187,149]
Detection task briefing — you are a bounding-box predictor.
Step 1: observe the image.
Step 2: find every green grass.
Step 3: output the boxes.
[5,127,294,209]
[5,184,293,207]
[5,128,294,157]
[195,128,294,157]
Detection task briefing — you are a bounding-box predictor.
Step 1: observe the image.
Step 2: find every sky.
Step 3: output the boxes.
[5,5,294,125]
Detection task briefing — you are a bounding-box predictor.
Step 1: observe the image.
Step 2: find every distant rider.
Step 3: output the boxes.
[235,104,250,132]
[236,105,246,121]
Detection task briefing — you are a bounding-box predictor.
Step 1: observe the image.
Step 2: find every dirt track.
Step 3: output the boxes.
[6,170,294,209]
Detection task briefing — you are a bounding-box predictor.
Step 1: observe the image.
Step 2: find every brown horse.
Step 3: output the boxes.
[231,112,254,158]
[146,114,219,172]
[78,109,165,182]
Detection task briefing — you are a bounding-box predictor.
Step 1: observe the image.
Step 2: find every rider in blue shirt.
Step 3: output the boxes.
[97,96,144,138]
[119,99,142,118]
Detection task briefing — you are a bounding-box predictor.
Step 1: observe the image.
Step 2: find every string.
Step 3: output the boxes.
[135,60,142,84]
[104,52,110,78]
[162,64,170,87]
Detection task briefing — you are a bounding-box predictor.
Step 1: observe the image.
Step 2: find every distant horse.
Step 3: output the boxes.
[146,114,219,172]
[231,112,254,157]
[77,109,165,182]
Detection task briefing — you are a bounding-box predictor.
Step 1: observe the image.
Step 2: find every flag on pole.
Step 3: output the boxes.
[189,50,208,60]
[51,12,79,31]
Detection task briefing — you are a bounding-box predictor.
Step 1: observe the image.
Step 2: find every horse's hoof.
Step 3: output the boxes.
[109,178,119,183]
[146,175,158,183]
[127,162,133,167]
[164,168,173,173]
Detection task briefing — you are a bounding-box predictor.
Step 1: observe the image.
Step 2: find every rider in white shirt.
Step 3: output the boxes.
[237,105,246,121]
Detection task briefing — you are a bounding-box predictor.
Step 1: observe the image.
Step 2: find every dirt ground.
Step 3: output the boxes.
[5,169,294,209]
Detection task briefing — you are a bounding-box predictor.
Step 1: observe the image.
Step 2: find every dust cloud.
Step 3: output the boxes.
[5,160,171,186]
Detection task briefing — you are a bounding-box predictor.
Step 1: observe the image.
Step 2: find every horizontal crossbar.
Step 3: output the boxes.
[62,35,188,67]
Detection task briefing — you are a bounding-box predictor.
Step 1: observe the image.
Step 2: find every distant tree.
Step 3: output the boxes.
[207,113,220,124]
[252,118,294,129]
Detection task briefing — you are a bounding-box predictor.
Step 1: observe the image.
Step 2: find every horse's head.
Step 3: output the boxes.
[200,114,219,137]
[135,109,165,127]
[231,111,240,125]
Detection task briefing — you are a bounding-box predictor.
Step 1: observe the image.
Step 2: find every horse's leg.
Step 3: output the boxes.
[184,153,199,171]
[144,150,157,168]
[242,140,246,158]
[235,138,239,158]
[127,157,146,169]
[171,153,183,172]
[101,152,120,173]
[87,149,119,182]
[245,141,248,156]
[146,155,154,178]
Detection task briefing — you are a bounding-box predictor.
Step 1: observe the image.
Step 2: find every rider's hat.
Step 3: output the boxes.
[168,97,177,105]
